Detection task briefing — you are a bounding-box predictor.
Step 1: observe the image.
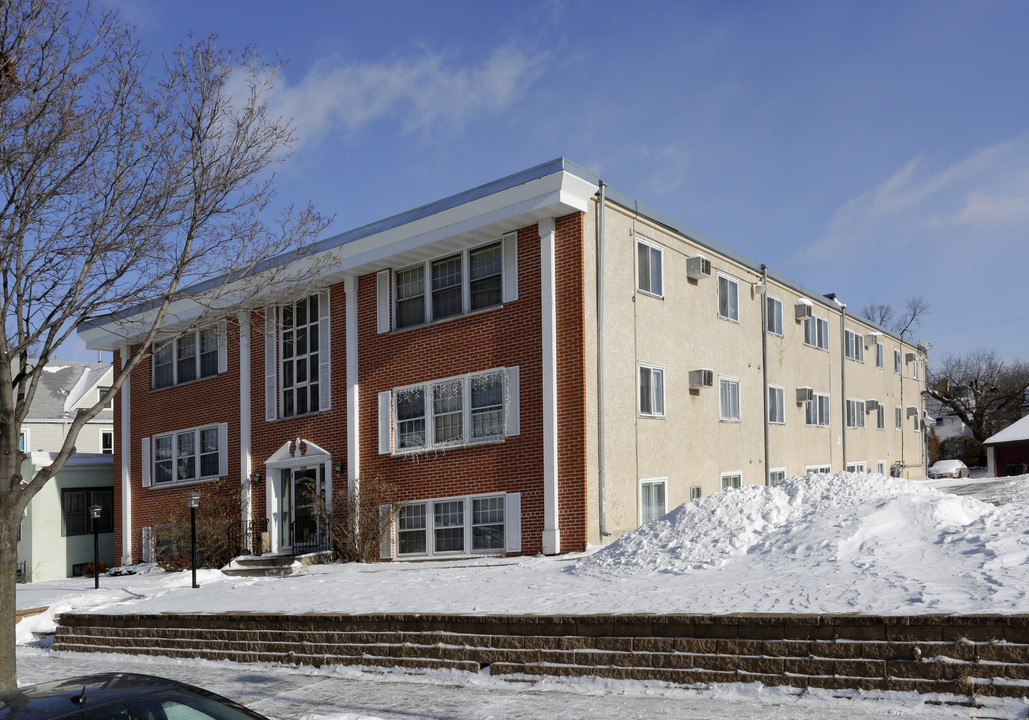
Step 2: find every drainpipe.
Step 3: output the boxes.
[760,265,770,484]
[596,183,610,538]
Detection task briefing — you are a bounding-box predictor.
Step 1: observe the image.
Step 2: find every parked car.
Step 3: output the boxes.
[927,459,970,479]
[0,673,269,720]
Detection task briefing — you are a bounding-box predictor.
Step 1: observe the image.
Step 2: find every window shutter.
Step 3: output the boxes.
[141,437,151,487]
[378,390,392,454]
[504,366,520,437]
[318,289,331,410]
[502,233,518,303]
[217,320,228,374]
[264,307,277,421]
[505,492,521,553]
[218,422,229,477]
[376,270,390,334]
[379,504,394,559]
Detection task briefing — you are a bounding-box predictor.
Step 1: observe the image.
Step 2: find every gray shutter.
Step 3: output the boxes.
[379,505,394,560]
[502,233,518,302]
[318,289,331,410]
[264,307,277,421]
[504,366,520,437]
[376,270,390,334]
[505,492,521,553]
[141,437,151,487]
[378,390,392,454]
[218,422,229,477]
[217,320,228,374]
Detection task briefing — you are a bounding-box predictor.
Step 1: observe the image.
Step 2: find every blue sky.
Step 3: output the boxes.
[64,0,1029,365]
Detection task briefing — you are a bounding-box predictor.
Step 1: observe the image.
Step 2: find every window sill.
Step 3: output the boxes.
[393,436,506,456]
[636,289,664,300]
[717,315,740,324]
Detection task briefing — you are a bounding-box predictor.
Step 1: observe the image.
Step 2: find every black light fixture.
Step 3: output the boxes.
[88,504,103,590]
[185,492,200,589]
[248,472,262,484]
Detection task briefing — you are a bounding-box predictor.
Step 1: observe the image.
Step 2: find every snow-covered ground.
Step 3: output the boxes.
[15,471,1029,718]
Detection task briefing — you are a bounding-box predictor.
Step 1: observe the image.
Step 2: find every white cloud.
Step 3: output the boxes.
[263,46,545,147]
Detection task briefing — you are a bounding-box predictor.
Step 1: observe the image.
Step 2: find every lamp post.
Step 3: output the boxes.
[185,492,200,589]
[88,504,102,590]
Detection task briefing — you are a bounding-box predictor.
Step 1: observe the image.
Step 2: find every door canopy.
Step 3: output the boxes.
[264,437,332,469]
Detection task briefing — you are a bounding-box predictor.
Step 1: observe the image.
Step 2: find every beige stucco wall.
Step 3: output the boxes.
[582,197,927,545]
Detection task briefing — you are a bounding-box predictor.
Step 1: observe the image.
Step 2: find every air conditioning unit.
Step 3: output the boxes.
[905,352,916,363]
[907,406,918,417]
[864,332,881,348]
[865,400,879,411]
[689,369,714,389]
[687,256,712,279]
[796,386,814,403]
[795,300,813,320]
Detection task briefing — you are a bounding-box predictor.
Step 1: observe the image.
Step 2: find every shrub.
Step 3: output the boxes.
[155,485,242,571]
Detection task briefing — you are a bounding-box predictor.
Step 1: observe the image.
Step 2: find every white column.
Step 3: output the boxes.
[539,218,561,555]
[238,312,253,549]
[345,275,360,493]
[118,346,133,566]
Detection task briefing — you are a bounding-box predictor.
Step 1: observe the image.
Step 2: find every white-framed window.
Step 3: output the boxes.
[804,317,829,350]
[895,405,903,430]
[805,393,830,427]
[877,460,887,475]
[396,493,515,558]
[768,385,784,424]
[846,399,866,429]
[845,462,867,473]
[153,324,225,389]
[18,429,27,452]
[768,469,786,487]
[912,409,921,432]
[281,294,327,418]
[721,472,742,490]
[765,296,783,336]
[101,429,114,455]
[394,239,511,329]
[639,364,665,418]
[894,348,902,374]
[876,404,885,430]
[146,423,228,486]
[690,485,702,500]
[875,342,885,369]
[636,238,663,297]
[640,478,667,525]
[806,464,831,474]
[719,377,741,422]
[913,359,920,380]
[844,329,864,362]
[98,386,113,409]
[717,273,739,322]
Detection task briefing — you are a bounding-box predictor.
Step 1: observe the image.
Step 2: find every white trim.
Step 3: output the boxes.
[768,468,786,487]
[720,471,742,489]
[119,358,133,565]
[395,491,518,559]
[877,459,887,475]
[239,312,253,548]
[264,308,277,421]
[765,295,784,336]
[502,232,518,303]
[539,217,560,556]
[151,423,229,485]
[716,272,740,322]
[100,427,114,454]
[767,385,785,424]
[635,234,664,298]
[639,477,667,526]
[378,390,393,455]
[376,270,391,334]
[318,289,332,411]
[346,276,360,488]
[718,375,741,423]
[806,464,832,474]
[264,437,333,469]
[638,363,666,418]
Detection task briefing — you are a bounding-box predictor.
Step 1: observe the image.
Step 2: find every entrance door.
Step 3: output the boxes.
[279,466,323,551]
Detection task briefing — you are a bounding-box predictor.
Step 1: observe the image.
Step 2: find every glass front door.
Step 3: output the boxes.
[279,466,323,551]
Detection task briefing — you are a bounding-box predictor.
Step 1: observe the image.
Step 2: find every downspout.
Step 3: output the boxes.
[760,265,770,484]
[596,183,610,538]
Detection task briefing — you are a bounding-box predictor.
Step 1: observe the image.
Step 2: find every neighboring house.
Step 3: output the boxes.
[984,415,1029,477]
[926,396,974,442]
[77,159,927,566]
[16,360,115,582]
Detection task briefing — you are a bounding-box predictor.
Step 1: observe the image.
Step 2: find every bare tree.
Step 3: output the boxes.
[926,349,1029,443]
[859,296,931,340]
[0,1,329,689]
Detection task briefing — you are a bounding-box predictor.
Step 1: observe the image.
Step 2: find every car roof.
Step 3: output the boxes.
[931,459,966,467]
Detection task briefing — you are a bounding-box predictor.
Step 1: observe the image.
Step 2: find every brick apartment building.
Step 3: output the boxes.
[78,159,928,566]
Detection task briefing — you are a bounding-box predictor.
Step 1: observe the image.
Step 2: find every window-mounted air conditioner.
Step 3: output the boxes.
[865,400,879,411]
[687,256,712,280]
[796,386,814,403]
[795,300,813,320]
[907,406,918,417]
[864,332,881,348]
[689,369,714,389]
[905,352,916,363]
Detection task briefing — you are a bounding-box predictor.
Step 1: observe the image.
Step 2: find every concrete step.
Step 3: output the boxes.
[221,554,299,577]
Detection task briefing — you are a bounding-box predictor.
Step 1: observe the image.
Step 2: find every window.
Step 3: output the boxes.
[398,494,509,557]
[101,429,114,455]
[639,365,665,417]
[805,393,830,427]
[721,472,742,490]
[98,386,113,409]
[690,486,702,500]
[17,430,26,452]
[281,294,323,417]
[804,317,829,350]
[913,410,921,432]
[768,469,785,487]
[392,369,512,452]
[894,349,902,374]
[153,325,223,389]
[151,424,225,485]
[845,462,867,473]
[877,460,887,475]
[876,342,885,369]
[895,406,903,430]
[876,404,885,430]
[717,274,739,321]
[719,377,740,422]
[640,479,667,525]
[62,488,113,536]
[846,399,866,429]
[844,330,864,362]
[806,464,831,475]
[913,359,920,380]
[765,296,783,335]
[636,239,663,296]
[768,386,784,424]
[395,240,507,329]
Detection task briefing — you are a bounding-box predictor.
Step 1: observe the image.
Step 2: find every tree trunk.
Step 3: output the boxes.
[1,503,20,691]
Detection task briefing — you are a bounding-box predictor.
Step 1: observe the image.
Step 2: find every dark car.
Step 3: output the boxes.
[0,673,269,720]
